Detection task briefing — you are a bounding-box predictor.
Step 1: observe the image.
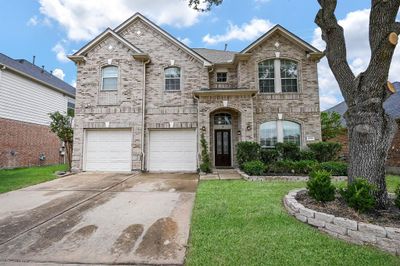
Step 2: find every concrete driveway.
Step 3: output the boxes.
[0,172,198,265]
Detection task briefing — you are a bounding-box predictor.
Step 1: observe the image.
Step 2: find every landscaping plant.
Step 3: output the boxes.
[319,161,348,176]
[321,111,343,141]
[395,185,400,209]
[275,142,300,161]
[308,142,342,162]
[199,132,212,173]
[243,160,265,176]
[49,111,73,171]
[307,170,335,202]
[236,141,261,168]
[260,148,279,164]
[340,178,377,213]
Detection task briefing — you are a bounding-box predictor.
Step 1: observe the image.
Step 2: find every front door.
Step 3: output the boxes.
[214,130,231,167]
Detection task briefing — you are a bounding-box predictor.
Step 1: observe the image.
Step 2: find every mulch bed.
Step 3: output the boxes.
[296,193,400,228]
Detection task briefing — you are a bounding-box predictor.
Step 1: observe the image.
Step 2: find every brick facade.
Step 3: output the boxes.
[0,117,62,168]
[71,14,322,172]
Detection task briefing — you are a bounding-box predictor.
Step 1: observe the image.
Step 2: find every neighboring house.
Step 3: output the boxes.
[0,53,76,168]
[326,82,400,172]
[68,13,323,173]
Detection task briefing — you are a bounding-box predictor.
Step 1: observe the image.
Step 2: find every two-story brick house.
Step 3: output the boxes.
[69,13,323,173]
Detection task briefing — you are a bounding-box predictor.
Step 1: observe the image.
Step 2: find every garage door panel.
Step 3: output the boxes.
[148,130,196,172]
[85,130,132,172]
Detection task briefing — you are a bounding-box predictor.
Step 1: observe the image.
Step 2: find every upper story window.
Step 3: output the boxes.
[216,72,228,83]
[67,100,75,117]
[101,66,118,91]
[214,113,232,125]
[260,120,301,148]
[258,59,298,93]
[165,67,181,91]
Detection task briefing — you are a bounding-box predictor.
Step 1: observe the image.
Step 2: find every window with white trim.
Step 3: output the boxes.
[165,67,181,91]
[260,120,301,148]
[101,66,118,91]
[258,59,298,93]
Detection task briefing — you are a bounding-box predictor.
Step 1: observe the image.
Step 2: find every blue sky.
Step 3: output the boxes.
[1,1,398,109]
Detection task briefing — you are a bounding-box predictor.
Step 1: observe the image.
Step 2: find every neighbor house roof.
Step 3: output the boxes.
[241,24,323,57]
[0,53,75,98]
[192,48,237,64]
[325,82,400,126]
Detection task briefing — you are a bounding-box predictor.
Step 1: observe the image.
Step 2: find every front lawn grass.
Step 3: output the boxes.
[0,164,67,193]
[186,180,400,266]
[387,175,400,193]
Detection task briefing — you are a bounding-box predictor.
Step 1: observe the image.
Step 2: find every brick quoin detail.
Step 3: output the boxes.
[0,117,63,168]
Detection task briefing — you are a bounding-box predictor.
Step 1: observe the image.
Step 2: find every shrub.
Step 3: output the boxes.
[266,160,318,175]
[340,178,376,213]
[307,142,342,162]
[275,142,300,161]
[307,170,335,202]
[294,160,319,174]
[260,148,279,164]
[243,160,265,176]
[237,141,261,168]
[299,150,316,161]
[319,161,348,176]
[395,185,400,209]
[199,132,212,173]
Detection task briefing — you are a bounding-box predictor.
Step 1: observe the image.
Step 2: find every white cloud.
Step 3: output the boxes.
[177,37,191,46]
[312,9,400,110]
[27,16,39,26]
[203,18,274,45]
[53,68,65,80]
[38,0,205,41]
[52,42,69,63]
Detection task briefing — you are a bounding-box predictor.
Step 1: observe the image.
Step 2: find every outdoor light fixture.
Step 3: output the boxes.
[247,125,252,131]
[201,126,206,132]
[237,130,241,136]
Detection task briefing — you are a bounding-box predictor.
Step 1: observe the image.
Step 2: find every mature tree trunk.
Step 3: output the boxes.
[65,141,73,172]
[316,0,400,208]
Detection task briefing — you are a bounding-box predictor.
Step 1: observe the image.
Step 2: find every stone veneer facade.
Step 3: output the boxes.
[70,14,322,172]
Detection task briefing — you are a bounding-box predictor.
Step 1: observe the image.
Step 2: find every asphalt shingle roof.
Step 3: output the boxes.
[0,53,75,97]
[192,48,236,64]
[325,82,400,126]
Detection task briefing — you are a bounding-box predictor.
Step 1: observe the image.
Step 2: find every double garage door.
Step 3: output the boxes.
[84,129,197,172]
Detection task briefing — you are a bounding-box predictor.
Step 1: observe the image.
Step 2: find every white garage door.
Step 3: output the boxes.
[148,129,197,172]
[84,129,132,172]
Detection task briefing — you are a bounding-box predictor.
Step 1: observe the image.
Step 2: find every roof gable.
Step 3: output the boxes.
[241,25,322,55]
[114,13,212,66]
[72,28,143,57]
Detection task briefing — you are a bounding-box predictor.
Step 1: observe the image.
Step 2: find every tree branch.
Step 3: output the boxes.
[315,0,355,103]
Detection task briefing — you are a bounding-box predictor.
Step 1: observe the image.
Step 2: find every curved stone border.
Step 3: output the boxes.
[283,188,400,256]
[236,169,347,182]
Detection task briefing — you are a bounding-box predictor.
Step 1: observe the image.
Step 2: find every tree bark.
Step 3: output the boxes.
[65,141,73,172]
[316,0,400,208]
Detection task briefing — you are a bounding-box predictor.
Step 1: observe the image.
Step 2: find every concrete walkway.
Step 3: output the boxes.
[200,169,242,180]
[0,172,198,265]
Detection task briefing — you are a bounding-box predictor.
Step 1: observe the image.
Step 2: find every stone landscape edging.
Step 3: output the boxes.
[236,169,347,182]
[283,188,400,256]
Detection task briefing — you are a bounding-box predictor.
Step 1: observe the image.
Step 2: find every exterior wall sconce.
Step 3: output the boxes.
[246,125,252,131]
[237,130,241,136]
[201,126,206,132]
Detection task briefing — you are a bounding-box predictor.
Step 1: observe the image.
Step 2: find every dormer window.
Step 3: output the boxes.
[216,72,228,83]
[258,59,298,93]
[101,66,118,91]
[165,67,181,91]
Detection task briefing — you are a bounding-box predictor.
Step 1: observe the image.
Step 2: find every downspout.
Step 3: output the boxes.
[194,94,200,168]
[141,59,150,171]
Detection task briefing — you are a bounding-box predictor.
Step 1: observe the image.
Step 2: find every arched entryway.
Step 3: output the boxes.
[210,108,241,168]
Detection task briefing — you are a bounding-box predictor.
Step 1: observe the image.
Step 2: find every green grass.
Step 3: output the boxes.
[387,175,400,193]
[0,164,67,193]
[186,180,400,266]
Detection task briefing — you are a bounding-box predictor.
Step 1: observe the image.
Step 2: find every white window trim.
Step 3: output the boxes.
[164,66,182,91]
[101,65,118,91]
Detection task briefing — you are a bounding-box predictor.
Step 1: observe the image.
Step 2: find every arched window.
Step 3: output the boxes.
[260,120,301,147]
[260,121,277,148]
[280,60,298,92]
[258,60,275,93]
[283,121,301,145]
[214,113,232,125]
[165,67,181,91]
[101,66,118,91]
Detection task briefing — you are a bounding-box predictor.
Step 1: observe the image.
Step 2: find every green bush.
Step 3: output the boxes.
[319,161,348,176]
[307,170,335,202]
[340,178,376,213]
[260,148,279,164]
[199,132,212,173]
[395,185,400,209]
[243,160,265,176]
[237,142,261,168]
[307,142,342,162]
[275,142,300,161]
[267,160,318,175]
[294,160,319,174]
[299,150,316,161]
